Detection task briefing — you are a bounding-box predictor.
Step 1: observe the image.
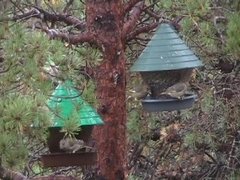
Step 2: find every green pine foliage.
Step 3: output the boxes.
[0,24,50,169]
[226,13,240,58]
[0,1,96,173]
[60,111,82,138]
[127,109,143,142]
[0,20,98,170]
[183,131,216,151]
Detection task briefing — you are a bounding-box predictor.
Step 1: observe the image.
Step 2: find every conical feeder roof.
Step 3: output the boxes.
[131,23,203,72]
[47,81,104,127]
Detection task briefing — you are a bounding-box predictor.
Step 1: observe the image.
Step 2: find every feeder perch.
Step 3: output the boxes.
[41,81,103,167]
[130,23,203,112]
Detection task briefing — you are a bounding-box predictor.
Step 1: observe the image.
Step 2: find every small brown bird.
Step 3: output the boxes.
[129,84,149,100]
[160,82,188,99]
[59,137,93,153]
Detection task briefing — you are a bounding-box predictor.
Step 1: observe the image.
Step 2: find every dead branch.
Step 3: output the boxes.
[144,8,162,20]
[33,6,86,30]
[33,21,96,45]
[10,9,40,22]
[32,175,77,180]
[123,2,144,37]
[0,166,28,180]
[63,0,75,13]
[48,31,96,45]
[124,0,143,14]
[9,7,86,31]
[126,22,159,42]
[9,0,25,14]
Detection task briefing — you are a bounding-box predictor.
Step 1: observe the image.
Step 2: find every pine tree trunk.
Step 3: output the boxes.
[94,50,126,180]
[86,1,127,179]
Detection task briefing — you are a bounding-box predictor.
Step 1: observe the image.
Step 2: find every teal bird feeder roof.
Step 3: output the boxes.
[131,23,203,72]
[47,81,104,127]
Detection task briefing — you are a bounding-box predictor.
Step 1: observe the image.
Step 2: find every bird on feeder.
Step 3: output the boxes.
[128,83,149,100]
[59,137,94,153]
[140,69,192,96]
[160,82,189,99]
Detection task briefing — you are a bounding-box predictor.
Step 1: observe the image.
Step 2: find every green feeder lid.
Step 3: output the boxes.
[131,23,203,72]
[47,81,104,127]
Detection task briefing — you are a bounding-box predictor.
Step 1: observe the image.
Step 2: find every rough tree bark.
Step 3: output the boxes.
[84,1,148,179]
[85,1,126,179]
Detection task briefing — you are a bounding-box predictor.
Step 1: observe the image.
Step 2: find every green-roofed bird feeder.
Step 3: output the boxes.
[41,81,104,167]
[130,23,203,112]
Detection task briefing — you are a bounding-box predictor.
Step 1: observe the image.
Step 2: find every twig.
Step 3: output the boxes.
[204,151,217,164]
[63,0,74,13]
[123,2,144,36]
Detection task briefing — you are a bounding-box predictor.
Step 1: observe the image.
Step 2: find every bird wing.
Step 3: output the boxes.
[173,83,187,92]
[161,83,187,97]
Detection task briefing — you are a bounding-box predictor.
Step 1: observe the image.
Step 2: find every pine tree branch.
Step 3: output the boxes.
[143,8,164,20]
[33,6,86,30]
[63,0,75,13]
[124,0,143,14]
[48,31,96,45]
[0,166,28,180]
[126,22,159,42]
[9,7,86,31]
[33,22,96,45]
[0,163,77,180]
[0,166,78,180]
[123,2,144,38]
[0,8,37,22]
[7,6,97,45]
[32,175,78,180]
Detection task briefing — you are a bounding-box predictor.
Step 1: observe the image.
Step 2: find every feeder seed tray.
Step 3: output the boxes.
[141,93,197,112]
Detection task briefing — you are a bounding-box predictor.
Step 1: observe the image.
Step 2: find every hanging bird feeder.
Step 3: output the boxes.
[130,23,203,112]
[41,81,104,167]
